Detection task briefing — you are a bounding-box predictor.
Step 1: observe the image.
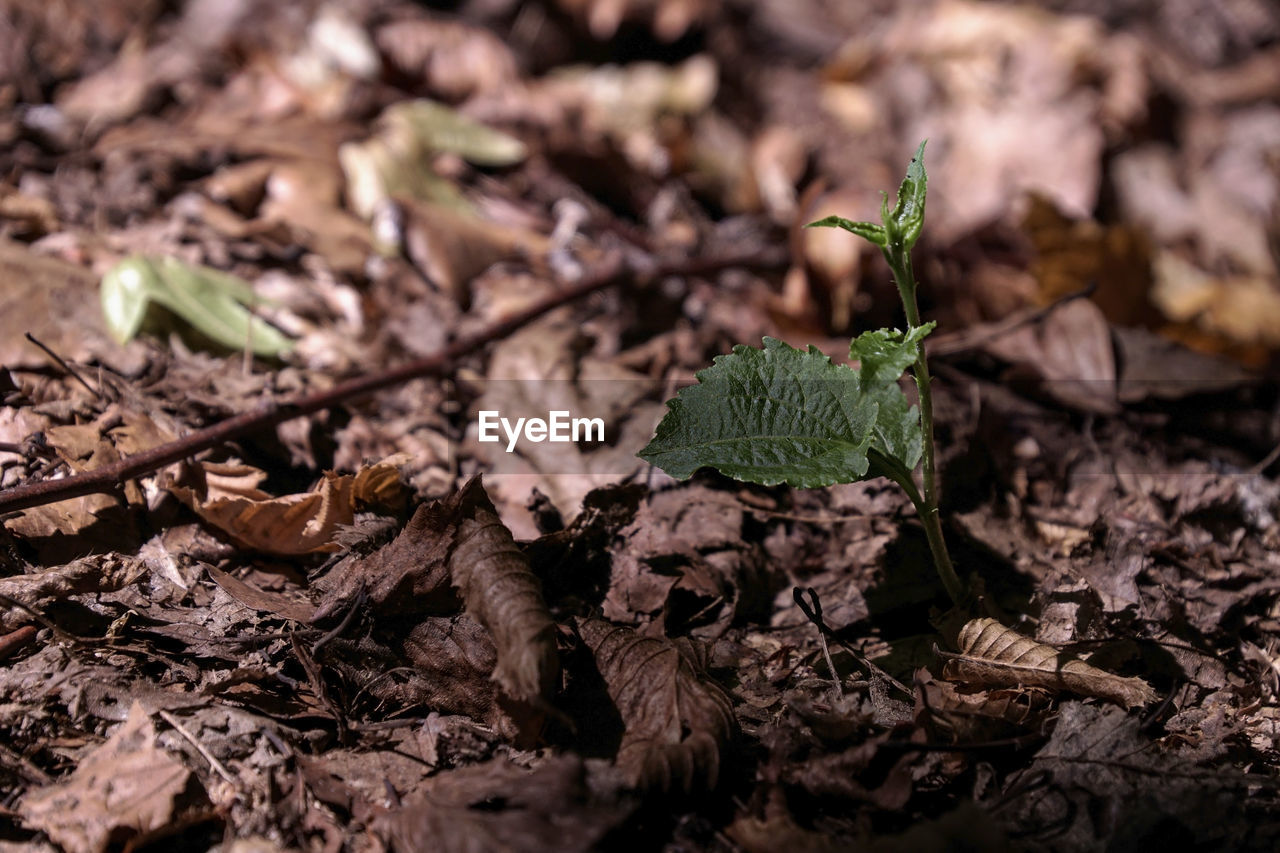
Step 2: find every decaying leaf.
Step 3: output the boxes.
[19,702,193,853]
[313,476,558,711]
[447,477,559,708]
[168,457,405,556]
[0,555,147,633]
[576,618,736,792]
[378,755,632,853]
[916,672,1054,743]
[939,618,1157,708]
[169,461,354,555]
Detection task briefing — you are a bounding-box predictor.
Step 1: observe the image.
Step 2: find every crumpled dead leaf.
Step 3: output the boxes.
[19,701,193,853]
[377,754,632,853]
[602,484,770,637]
[917,672,1054,743]
[939,618,1157,708]
[168,457,404,555]
[313,476,558,711]
[447,477,560,708]
[576,617,736,792]
[0,554,146,633]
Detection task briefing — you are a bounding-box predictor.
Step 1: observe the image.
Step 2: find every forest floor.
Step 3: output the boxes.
[1,0,1279,850]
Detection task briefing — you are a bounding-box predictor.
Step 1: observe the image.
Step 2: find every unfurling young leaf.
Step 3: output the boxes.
[639,328,931,489]
[100,255,293,357]
[886,138,928,250]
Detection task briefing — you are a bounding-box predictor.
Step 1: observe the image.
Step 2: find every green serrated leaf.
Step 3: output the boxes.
[640,338,879,488]
[99,255,293,357]
[849,324,933,469]
[805,215,888,247]
[640,334,937,489]
[888,139,927,248]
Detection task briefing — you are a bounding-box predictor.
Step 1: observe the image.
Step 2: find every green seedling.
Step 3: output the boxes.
[640,141,964,605]
[101,255,293,358]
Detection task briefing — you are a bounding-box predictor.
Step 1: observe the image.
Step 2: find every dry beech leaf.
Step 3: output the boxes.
[939,618,1157,708]
[446,476,559,708]
[19,701,191,853]
[170,461,354,555]
[316,476,559,711]
[169,457,405,556]
[576,618,736,792]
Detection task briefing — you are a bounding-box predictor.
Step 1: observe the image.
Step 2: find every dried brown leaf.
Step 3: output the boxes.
[378,755,631,853]
[576,618,736,792]
[940,618,1157,708]
[19,702,192,853]
[0,555,146,633]
[170,461,354,555]
[447,477,559,707]
[917,673,1054,742]
[318,477,558,711]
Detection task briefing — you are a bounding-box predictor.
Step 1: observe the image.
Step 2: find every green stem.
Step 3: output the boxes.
[869,449,965,606]
[883,249,964,607]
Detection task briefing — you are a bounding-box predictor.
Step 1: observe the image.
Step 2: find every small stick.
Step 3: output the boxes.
[0,624,37,660]
[792,586,912,698]
[0,248,783,516]
[157,709,239,786]
[24,332,103,401]
[793,587,843,695]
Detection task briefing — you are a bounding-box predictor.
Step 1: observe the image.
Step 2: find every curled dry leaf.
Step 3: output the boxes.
[939,618,1157,708]
[0,555,146,633]
[170,461,353,555]
[447,477,559,708]
[317,476,558,709]
[916,672,1054,743]
[577,618,736,792]
[169,457,405,556]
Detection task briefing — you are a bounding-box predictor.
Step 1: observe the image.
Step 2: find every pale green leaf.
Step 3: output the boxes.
[385,100,527,167]
[100,256,161,345]
[805,215,888,247]
[99,255,293,357]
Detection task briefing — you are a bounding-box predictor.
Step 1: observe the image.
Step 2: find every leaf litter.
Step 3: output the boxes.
[0,0,1278,850]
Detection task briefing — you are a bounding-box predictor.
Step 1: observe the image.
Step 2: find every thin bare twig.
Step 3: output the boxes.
[157,709,239,787]
[792,586,912,698]
[24,332,103,401]
[0,248,783,516]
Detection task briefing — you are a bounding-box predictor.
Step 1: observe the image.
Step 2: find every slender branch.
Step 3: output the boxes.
[0,248,783,516]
